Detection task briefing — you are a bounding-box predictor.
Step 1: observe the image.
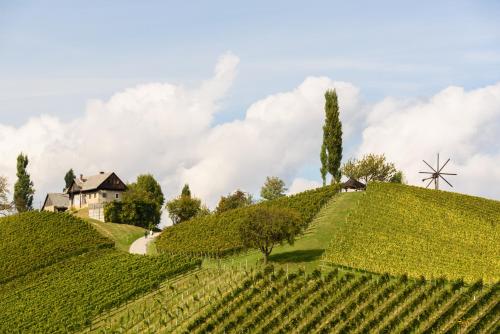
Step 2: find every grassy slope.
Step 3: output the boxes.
[0,211,113,283]
[324,183,500,283]
[74,207,146,252]
[204,192,363,272]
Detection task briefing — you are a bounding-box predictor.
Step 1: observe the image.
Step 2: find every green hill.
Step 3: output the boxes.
[0,211,113,283]
[323,183,500,283]
[156,185,339,257]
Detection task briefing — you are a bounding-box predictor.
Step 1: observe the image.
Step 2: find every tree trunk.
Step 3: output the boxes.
[263,252,269,265]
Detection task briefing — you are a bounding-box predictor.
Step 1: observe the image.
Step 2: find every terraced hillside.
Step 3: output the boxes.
[0,212,200,333]
[84,266,500,334]
[323,183,500,283]
[0,211,113,283]
[156,185,339,257]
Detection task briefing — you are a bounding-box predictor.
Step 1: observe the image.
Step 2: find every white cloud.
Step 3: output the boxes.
[287,178,322,195]
[358,83,500,199]
[1,52,499,219]
[0,53,361,211]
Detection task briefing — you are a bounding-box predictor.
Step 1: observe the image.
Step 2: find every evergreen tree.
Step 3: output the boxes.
[181,184,191,197]
[14,153,34,212]
[64,169,75,191]
[320,89,343,183]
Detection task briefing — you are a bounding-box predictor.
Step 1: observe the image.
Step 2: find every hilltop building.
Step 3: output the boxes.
[42,171,126,221]
[341,178,366,192]
[41,193,69,212]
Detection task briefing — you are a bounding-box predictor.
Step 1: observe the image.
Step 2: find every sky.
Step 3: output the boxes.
[1,1,499,213]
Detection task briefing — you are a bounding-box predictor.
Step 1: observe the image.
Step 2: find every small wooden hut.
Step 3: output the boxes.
[341,178,366,192]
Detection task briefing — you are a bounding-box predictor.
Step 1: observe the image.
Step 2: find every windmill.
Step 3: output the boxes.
[419,154,457,190]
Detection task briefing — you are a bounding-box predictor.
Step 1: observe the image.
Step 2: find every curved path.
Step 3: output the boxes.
[129,232,161,255]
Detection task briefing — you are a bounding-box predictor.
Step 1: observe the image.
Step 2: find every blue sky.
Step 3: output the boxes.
[1,1,500,206]
[1,1,500,125]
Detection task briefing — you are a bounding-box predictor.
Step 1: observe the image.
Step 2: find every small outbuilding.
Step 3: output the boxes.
[341,178,366,192]
[42,193,70,212]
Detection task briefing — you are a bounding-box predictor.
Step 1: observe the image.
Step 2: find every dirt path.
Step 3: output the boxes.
[129,232,161,255]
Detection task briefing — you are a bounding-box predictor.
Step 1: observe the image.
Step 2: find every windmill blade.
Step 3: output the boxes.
[423,160,437,172]
[422,177,433,182]
[438,158,450,173]
[440,172,457,175]
[437,153,440,172]
[425,179,434,188]
[439,175,453,188]
[419,171,434,174]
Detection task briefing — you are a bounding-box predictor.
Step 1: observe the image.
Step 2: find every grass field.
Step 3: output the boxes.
[203,192,363,272]
[324,183,500,283]
[74,207,146,252]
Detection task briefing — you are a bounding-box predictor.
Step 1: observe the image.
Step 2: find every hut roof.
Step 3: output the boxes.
[42,193,69,210]
[341,178,366,189]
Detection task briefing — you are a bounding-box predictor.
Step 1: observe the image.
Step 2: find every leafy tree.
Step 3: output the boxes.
[239,206,302,264]
[64,169,75,191]
[166,184,202,224]
[320,89,343,185]
[119,188,161,228]
[341,153,397,185]
[0,176,13,216]
[260,176,287,200]
[181,184,191,197]
[216,190,253,213]
[129,174,165,208]
[390,170,405,184]
[14,153,34,212]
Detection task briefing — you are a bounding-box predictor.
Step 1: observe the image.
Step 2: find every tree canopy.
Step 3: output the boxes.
[215,190,253,213]
[320,89,343,185]
[166,184,202,225]
[341,154,397,185]
[260,176,287,200]
[239,206,302,264]
[129,174,165,208]
[0,176,12,216]
[13,153,34,212]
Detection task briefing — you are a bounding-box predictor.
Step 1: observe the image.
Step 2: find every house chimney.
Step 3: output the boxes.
[80,174,84,180]
[99,171,105,174]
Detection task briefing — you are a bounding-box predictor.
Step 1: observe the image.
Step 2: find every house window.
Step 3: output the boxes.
[102,192,107,198]
[94,193,97,198]
[115,193,119,199]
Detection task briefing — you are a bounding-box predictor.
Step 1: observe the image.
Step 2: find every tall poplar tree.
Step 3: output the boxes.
[14,153,34,212]
[320,89,343,184]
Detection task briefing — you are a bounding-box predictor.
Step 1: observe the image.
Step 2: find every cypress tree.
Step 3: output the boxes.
[320,89,343,183]
[14,153,35,212]
[64,168,75,191]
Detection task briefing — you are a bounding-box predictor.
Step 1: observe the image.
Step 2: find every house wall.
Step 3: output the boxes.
[76,190,123,208]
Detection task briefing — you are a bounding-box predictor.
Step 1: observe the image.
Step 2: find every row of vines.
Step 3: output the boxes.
[85,266,500,334]
[323,183,500,283]
[0,211,114,283]
[0,250,200,333]
[156,184,340,257]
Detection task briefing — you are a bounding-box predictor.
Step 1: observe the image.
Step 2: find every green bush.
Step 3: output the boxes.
[0,211,113,284]
[104,201,122,223]
[156,185,339,257]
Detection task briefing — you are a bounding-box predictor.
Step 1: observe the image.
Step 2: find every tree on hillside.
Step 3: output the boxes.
[320,89,343,185]
[341,154,397,185]
[104,174,163,228]
[260,176,287,201]
[64,169,75,191]
[14,153,34,212]
[0,176,13,216]
[215,190,253,213]
[129,174,165,208]
[389,170,405,184]
[239,206,302,264]
[166,184,202,224]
